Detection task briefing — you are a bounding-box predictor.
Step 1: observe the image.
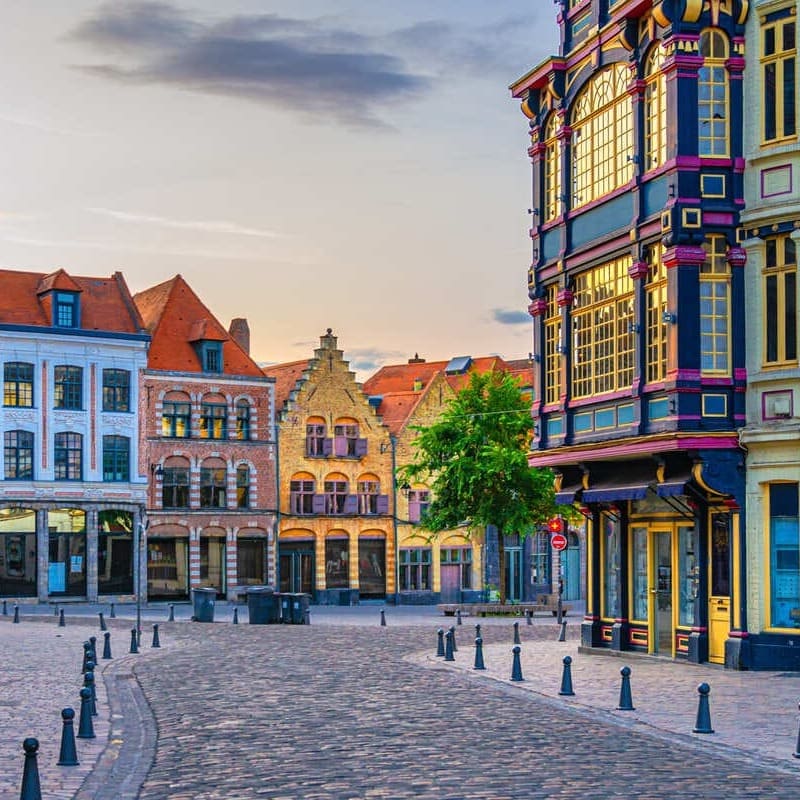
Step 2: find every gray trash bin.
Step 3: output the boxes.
[247,586,277,624]
[192,587,216,622]
[279,593,292,623]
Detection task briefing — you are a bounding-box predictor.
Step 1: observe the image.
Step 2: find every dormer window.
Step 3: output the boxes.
[55,292,79,328]
[199,342,223,373]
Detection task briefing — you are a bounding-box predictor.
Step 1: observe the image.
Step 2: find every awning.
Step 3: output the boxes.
[555,486,581,505]
[656,481,687,497]
[581,483,651,503]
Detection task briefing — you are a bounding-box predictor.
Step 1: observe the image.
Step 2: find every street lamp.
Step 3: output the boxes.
[136,519,148,645]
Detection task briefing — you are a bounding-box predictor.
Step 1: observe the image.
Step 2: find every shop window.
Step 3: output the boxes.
[0,508,37,597]
[441,547,472,589]
[632,527,648,621]
[399,547,431,591]
[4,430,33,480]
[98,510,133,595]
[237,539,265,586]
[102,369,130,412]
[102,435,130,482]
[4,362,33,408]
[764,233,797,365]
[769,483,800,628]
[54,432,82,481]
[602,513,621,618]
[54,365,82,410]
[358,539,385,596]
[325,539,350,589]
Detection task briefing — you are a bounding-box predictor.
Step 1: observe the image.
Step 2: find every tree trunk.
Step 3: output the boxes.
[497,530,506,604]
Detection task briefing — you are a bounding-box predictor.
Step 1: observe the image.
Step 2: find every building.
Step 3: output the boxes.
[511,0,750,665]
[134,276,277,602]
[264,330,394,603]
[738,0,800,668]
[0,268,149,602]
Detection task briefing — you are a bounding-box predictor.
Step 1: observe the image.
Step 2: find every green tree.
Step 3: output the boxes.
[401,370,558,603]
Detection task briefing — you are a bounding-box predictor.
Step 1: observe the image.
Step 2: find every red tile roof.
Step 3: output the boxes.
[375,390,426,436]
[133,275,263,376]
[261,359,311,411]
[0,267,145,333]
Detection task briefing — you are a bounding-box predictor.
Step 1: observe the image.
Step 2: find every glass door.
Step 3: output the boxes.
[651,530,673,655]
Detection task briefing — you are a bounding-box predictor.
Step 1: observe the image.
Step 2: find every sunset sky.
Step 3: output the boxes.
[0,2,558,375]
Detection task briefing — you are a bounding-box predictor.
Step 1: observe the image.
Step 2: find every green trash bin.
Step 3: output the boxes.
[247,586,277,624]
[192,587,216,623]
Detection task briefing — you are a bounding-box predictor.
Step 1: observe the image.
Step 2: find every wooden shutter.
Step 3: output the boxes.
[376,495,389,514]
[355,438,368,457]
[408,501,420,523]
[322,437,334,456]
[343,494,358,514]
[312,494,326,514]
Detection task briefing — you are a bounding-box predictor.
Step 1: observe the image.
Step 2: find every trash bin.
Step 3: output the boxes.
[290,593,310,624]
[192,587,216,623]
[247,586,278,624]
[279,593,292,624]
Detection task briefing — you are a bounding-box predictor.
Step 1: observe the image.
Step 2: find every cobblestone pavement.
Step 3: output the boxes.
[6,605,800,799]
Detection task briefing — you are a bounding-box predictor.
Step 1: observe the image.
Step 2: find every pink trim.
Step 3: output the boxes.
[704,212,733,225]
[734,368,747,381]
[643,381,666,392]
[557,289,574,308]
[727,247,747,268]
[510,58,567,98]
[529,299,547,317]
[701,377,734,387]
[728,630,750,639]
[629,261,649,280]
[663,246,706,269]
[676,196,702,204]
[569,390,632,408]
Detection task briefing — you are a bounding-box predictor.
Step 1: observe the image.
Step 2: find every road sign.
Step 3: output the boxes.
[547,516,564,534]
[551,533,568,551]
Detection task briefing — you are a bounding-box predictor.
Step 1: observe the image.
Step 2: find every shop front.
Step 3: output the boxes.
[0,508,37,597]
[147,525,190,600]
[200,527,226,598]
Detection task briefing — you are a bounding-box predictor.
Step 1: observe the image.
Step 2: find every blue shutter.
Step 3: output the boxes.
[312,494,326,514]
[408,501,420,523]
[333,436,346,456]
[376,495,389,514]
[322,437,334,456]
[355,438,368,457]
[343,494,358,514]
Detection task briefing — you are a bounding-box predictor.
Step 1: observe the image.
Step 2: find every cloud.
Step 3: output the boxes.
[87,207,281,238]
[492,308,530,326]
[69,3,429,128]
[346,346,406,375]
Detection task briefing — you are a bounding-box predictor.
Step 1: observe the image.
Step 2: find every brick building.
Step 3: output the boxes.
[134,276,277,602]
[264,330,394,603]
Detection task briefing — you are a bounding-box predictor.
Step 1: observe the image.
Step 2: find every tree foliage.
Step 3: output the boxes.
[401,370,558,543]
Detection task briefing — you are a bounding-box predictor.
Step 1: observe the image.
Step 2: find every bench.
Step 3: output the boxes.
[437,602,570,618]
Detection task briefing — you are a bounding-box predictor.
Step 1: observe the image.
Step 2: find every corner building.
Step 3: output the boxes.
[511,0,750,666]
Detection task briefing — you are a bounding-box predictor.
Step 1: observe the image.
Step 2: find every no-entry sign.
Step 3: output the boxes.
[550,533,568,551]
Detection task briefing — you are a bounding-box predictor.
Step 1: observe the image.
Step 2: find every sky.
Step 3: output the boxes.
[0,1,558,376]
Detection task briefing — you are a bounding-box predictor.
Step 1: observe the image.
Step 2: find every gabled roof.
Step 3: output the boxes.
[133,275,263,376]
[261,359,311,412]
[0,267,145,333]
[375,390,426,436]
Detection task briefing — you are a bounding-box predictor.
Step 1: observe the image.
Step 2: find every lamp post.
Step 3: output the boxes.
[136,519,147,645]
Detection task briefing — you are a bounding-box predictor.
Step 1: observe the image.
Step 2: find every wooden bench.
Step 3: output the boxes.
[437,602,570,618]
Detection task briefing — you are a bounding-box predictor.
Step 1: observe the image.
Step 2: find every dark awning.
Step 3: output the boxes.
[656,480,688,497]
[555,486,581,505]
[582,483,651,503]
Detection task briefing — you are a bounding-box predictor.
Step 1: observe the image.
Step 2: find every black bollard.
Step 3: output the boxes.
[13,603,19,623]
[81,641,91,673]
[513,621,521,644]
[436,628,445,657]
[474,636,486,670]
[89,636,97,663]
[152,624,161,648]
[380,608,386,627]
[444,629,455,661]
[692,682,714,734]
[57,708,80,766]
[449,625,458,652]
[305,606,311,625]
[793,702,800,759]
[59,608,65,627]
[232,608,239,625]
[168,603,174,622]
[76,688,95,739]
[511,644,524,681]
[557,620,567,642]
[102,631,112,660]
[109,602,116,619]
[2,599,6,615]
[129,627,139,654]
[475,623,481,641]
[558,655,575,696]
[84,666,97,716]
[617,666,635,711]
[525,608,532,626]
[456,608,462,626]
[99,611,107,632]
[19,737,42,800]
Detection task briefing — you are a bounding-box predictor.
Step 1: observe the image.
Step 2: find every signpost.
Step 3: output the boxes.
[550,533,568,552]
[547,516,566,624]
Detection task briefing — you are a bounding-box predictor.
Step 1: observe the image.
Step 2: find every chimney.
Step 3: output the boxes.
[229,318,250,355]
[408,353,425,364]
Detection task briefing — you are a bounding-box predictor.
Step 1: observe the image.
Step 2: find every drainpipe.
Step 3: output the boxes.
[391,434,399,606]
[273,422,281,591]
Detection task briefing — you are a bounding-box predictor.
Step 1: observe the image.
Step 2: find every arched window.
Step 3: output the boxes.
[200,393,227,440]
[698,29,729,157]
[305,416,327,457]
[162,457,190,508]
[200,458,227,508]
[324,473,350,515]
[162,391,191,438]
[290,473,315,514]
[236,464,250,508]
[644,44,667,170]
[700,234,731,374]
[357,475,381,515]
[571,64,633,208]
[543,114,562,222]
[236,400,251,440]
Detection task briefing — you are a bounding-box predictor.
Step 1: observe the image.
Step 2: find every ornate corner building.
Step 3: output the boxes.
[511,0,754,666]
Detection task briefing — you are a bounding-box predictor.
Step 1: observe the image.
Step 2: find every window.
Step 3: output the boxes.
[357,480,380,515]
[290,479,315,514]
[199,342,222,373]
[306,422,327,456]
[543,114,562,222]
[763,16,796,143]
[571,256,634,398]
[399,548,432,591]
[408,489,430,523]
[162,466,189,508]
[645,242,668,384]
[236,400,251,440]
[543,284,561,405]
[700,235,730,374]
[4,430,33,479]
[531,532,552,587]
[698,29,729,157]
[98,510,133,595]
[325,480,348,514]
[769,483,799,628]
[644,44,667,170]
[333,423,360,457]
[200,466,227,508]
[764,233,797,365]
[54,292,79,328]
[200,403,227,440]
[236,465,250,508]
[4,362,34,407]
[102,435,130,482]
[54,432,82,480]
[325,539,349,588]
[162,401,191,438]
[54,366,82,410]
[571,64,633,208]
[602,513,621,618]
[102,369,130,412]
[441,547,472,589]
